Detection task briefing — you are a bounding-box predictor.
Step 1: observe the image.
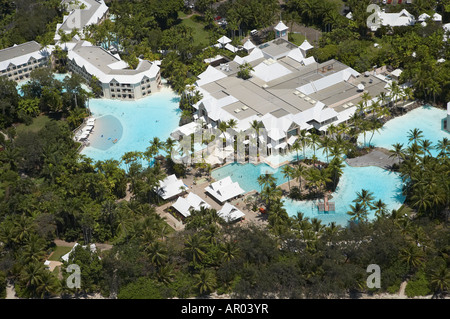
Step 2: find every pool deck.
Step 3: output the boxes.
[345,148,400,169]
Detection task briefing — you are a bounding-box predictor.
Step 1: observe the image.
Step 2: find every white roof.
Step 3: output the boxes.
[55,0,108,41]
[302,56,316,65]
[433,13,442,22]
[299,40,314,51]
[297,67,359,95]
[274,21,288,32]
[233,47,264,65]
[0,41,52,71]
[217,35,232,45]
[218,202,245,222]
[225,43,238,53]
[196,65,227,86]
[391,69,403,77]
[371,9,415,31]
[171,121,199,139]
[252,60,292,82]
[418,13,430,22]
[156,174,187,200]
[243,39,256,51]
[172,192,210,218]
[205,176,245,203]
[286,48,305,63]
[68,41,160,84]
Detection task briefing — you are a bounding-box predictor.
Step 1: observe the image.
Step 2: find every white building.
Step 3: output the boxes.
[155,174,188,200]
[369,9,416,31]
[67,41,162,99]
[183,22,391,156]
[205,176,245,204]
[172,192,211,218]
[0,41,52,81]
[55,0,109,43]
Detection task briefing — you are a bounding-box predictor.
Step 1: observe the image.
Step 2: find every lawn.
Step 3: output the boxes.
[178,13,211,47]
[15,114,54,135]
[48,246,72,261]
[288,32,307,46]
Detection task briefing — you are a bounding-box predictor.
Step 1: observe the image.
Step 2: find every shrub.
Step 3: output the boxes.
[405,271,431,297]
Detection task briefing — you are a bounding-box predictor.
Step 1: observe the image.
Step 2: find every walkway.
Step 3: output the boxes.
[345,148,400,169]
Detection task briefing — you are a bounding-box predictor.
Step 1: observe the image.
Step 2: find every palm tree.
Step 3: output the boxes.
[194,269,217,295]
[436,137,449,158]
[353,189,375,211]
[184,234,207,266]
[294,164,306,191]
[400,245,425,273]
[145,241,168,266]
[219,241,240,263]
[419,139,434,156]
[260,182,283,210]
[347,202,368,223]
[308,132,320,166]
[291,139,302,163]
[327,156,344,189]
[430,263,450,299]
[407,128,423,144]
[298,130,310,159]
[319,135,333,163]
[389,143,405,164]
[257,172,276,192]
[373,199,388,219]
[281,165,294,190]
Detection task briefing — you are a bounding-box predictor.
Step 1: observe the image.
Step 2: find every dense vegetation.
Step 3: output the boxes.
[0,0,448,299]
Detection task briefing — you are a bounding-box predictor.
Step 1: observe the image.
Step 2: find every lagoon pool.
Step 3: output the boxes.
[212,161,405,226]
[358,105,449,155]
[283,163,405,226]
[211,162,288,193]
[81,87,181,165]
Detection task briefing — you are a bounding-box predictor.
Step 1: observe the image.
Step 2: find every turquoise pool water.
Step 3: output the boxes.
[358,105,449,155]
[212,161,405,226]
[211,162,288,193]
[81,87,181,165]
[283,163,405,226]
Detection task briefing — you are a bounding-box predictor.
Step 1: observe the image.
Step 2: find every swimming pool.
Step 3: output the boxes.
[81,87,181,165]
[358,105,449,156]
[283,163,405,226]
[211,162,288,193]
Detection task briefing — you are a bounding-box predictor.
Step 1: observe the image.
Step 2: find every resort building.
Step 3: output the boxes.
[55,0,109,43]
[156,174,188,201]
[368,9,416,31]
[0,41,52,82]
[172,192,211,219]
[205,176,245,204]
[67,41,162,99]
[182,21,392,156]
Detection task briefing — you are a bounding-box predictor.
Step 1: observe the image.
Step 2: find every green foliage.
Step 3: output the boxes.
[117,277,163,299]
[405,271,432,297]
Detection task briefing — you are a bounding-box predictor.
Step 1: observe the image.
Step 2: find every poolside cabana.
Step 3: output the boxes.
[205,176,245,204]
[172,192,211,218]
[218,202,245,223]
[155,174,188,200]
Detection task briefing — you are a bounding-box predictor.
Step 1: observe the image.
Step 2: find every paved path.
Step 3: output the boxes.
[345,149,400,169]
